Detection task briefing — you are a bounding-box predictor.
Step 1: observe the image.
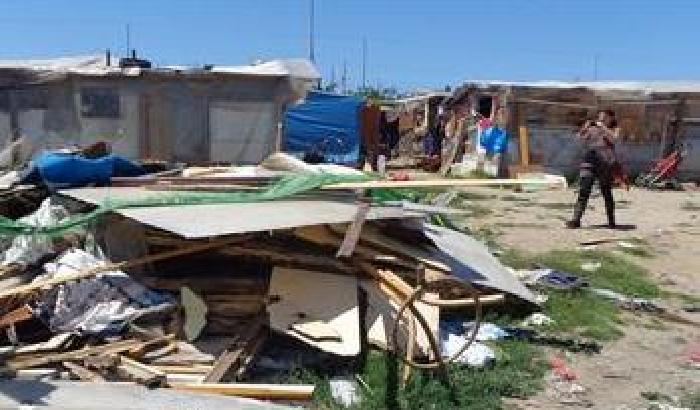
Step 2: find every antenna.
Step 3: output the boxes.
[308,0,315,63]
[362,37,367,90]
[126,23,131,57]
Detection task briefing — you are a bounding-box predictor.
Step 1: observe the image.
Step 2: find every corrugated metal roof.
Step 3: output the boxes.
[463,80,700,94]
[59,187,421,239]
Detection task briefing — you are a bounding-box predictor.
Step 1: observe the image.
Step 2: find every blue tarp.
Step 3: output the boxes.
[284,91,363,164]
[33,152,145,188]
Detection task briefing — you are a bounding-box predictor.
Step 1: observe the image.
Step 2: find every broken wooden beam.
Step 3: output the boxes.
[116,355,167,387]
[170,383,315,400]
[4,335,174,371]
[0,305,33,329]
[4,339,143,371]
[151,364,214,374]
[0,237,248,303]
[62,361,105,382]
[204,319,267,383]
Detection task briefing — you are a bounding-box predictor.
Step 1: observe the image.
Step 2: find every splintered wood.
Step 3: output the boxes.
[203,319,267,383]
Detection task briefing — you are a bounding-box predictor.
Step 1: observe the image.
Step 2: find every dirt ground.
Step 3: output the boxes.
[459,186,699,409]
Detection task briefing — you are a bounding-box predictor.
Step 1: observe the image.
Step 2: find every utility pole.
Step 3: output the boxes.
[308,0,315,63]
[342,60,348,94]
[362,37,367,90]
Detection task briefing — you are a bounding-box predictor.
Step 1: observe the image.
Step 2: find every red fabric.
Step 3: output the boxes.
[549,356,577,381]
[478,118,493,129]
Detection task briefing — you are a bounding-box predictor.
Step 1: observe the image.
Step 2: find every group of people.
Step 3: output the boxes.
[395,96,509,175]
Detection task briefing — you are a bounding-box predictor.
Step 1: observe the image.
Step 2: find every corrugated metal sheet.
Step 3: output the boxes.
[422,223,537,305]
[59,187,421,239]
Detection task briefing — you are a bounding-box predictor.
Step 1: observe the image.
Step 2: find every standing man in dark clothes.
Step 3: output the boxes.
[567,109,620,229]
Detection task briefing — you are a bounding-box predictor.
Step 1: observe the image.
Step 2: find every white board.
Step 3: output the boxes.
[268,268,360,356]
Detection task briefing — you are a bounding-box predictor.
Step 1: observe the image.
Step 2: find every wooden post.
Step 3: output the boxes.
[518,125,530,167]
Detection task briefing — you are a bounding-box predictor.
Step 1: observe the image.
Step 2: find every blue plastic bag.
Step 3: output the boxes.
[480,127,508,155]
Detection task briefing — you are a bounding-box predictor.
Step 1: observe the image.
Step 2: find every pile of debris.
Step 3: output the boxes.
[0,153,553,407]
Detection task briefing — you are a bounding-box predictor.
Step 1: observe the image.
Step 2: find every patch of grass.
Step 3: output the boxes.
[499,248,660,341]
[615,237,654,258]
[469,226,502,248]
[295,341,547,409]
[498,248,533,270]
[353,342,546,410]
[535,250,659,298]
[681,201,700,211]
[543,291,623,341]
[679,389,700,409]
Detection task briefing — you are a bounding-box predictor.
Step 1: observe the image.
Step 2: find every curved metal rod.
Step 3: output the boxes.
[389,283,482,370]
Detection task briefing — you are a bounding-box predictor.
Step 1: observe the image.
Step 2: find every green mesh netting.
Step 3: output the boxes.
[0,172,373,237]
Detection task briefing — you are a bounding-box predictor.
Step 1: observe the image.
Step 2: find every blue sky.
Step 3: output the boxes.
[0,0,698,90]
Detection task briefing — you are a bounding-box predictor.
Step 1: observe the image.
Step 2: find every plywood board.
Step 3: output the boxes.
[268,268,360,356]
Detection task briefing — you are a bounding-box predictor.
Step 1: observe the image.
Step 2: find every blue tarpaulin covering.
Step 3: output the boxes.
[284,91,363,164]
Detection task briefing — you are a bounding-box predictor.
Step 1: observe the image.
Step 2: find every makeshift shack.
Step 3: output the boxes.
[0,54,319,166]
[449,81,700,180]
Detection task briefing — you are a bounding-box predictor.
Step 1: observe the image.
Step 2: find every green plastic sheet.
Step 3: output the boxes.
[0,172,372,237]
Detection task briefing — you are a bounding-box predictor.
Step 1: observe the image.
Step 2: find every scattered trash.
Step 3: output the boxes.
[522,313,555,327]
[503,327,602,354]
[683,341,700,367]
[462,321,510,341]
[589,288,665,313]
[580,262,602,272]
[617,241,638,249]
[548,355,577,381]
[440,320,499,367]
[329,376,361,407]
[537,270,588,290]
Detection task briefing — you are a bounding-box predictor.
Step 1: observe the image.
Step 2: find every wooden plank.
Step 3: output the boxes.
[4,339,143,371]
[139,178,564,193]
[170,383,315,400]
[218,246,357,275]
[116,355,167,387]
[294,225,416,271]
[203,320,266,383]
[518,126,530,167]
[336,202,370,257]
[0,237,247,303]
[62,361,105,382]
[181,287,207,342]
[152,365,214,374]
[0,305,33,328]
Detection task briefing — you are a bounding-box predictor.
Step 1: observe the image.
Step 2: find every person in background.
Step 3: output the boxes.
[567,109,620,229]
